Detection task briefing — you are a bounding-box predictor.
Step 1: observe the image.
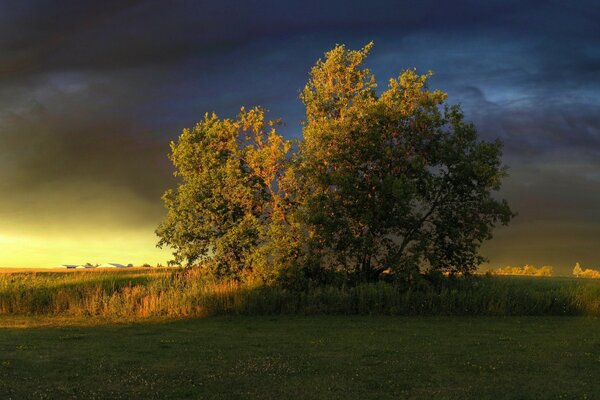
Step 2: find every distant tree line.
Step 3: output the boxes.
[156,43,513,285]
[573,262,600,279]
[487,265,553,277]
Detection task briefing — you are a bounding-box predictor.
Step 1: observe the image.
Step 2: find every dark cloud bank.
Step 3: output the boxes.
[1,0,599,271]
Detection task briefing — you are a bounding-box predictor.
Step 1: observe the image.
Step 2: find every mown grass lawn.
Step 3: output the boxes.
[0,316,599,399]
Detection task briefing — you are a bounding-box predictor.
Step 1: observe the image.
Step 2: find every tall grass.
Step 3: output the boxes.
[2,269,600,318]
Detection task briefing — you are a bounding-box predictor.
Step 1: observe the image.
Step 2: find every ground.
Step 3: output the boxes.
[0,316,599,399]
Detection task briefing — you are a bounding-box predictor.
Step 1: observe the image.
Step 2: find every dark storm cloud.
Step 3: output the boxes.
[1,0,599,269]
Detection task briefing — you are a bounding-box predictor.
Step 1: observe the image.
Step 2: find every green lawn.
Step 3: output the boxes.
[1,316,599,399]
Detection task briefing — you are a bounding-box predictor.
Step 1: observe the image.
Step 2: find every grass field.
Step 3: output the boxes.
[0,316,599,399]
[2,270,600,398]
[2,268,600,317]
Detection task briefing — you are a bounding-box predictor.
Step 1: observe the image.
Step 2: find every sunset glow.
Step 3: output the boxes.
[1,1,599,274]
[0,231,170,268]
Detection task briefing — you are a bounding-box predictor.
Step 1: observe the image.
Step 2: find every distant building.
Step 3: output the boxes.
[113,263,134,268]
[63,263,132,269]
[97,263,133,268]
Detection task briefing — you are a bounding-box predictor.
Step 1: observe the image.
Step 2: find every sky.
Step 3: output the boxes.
[1,0,599,273]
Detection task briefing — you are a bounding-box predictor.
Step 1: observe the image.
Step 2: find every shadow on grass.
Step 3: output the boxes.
[1,315,600,399]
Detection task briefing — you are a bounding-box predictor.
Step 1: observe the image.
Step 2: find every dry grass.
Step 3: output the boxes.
[2,268,600,319]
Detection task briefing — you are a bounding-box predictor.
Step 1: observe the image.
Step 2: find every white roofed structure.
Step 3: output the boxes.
[97,263,133,268]
[65,263,134,268]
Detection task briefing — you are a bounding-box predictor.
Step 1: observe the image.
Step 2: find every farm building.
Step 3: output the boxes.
[98,263,133,268]
[62,263,132,269]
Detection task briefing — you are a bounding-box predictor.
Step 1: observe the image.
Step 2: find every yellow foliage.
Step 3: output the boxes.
[487,264,553,277]
[573,262,600,279]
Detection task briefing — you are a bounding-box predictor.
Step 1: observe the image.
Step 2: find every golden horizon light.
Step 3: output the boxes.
[0,231,171,268]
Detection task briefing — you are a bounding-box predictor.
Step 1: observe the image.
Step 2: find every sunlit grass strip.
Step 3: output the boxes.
[2,270,600,317]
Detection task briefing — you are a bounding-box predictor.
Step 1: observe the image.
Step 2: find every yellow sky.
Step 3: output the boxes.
[0,230,172,268]
[0,219,593,273]
[0,179,174,268]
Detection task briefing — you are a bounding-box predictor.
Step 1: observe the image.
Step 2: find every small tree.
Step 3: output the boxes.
[573,262,583,277]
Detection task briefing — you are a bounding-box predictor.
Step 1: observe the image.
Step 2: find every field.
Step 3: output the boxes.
[0,316,599,399]
[2,269,600,399]
[2,268,600,317]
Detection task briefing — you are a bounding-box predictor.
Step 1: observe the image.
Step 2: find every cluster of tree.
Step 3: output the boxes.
[156,43,513,285]
[573,262,600,279]
[487,265,553,277]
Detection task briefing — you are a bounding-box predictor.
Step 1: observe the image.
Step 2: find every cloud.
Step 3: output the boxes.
[1,0,599,268]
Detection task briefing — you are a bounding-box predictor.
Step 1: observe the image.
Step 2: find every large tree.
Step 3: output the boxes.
[296,43,513,280]
[157,43,513,282]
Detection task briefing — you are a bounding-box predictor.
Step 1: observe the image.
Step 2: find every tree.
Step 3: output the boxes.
[155,107,292,281]
[573,262,583,277]
[157,42,513,283]
[296,43,513,280]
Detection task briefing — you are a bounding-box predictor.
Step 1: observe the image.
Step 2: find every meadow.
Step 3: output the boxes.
[1,316,599,399]
[2,269,600,399]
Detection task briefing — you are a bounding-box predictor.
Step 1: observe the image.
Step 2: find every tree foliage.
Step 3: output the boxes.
[155,107,292,281]
[157,43,513,283]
